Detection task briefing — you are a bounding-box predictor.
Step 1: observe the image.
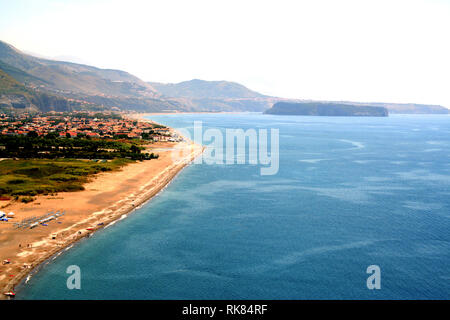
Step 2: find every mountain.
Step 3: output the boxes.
[0,68,97,113]
[0,40,272,112]
[149,79,265,99]
[0,68,36,111]
[1,40,447,114]
[265,102,388,117]
[0,40,157,97]
[148,79,275,112]
[0,60,50,87]
[0,40,183,112]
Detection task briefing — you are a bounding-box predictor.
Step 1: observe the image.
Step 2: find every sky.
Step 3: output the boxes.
[0,0,449,107]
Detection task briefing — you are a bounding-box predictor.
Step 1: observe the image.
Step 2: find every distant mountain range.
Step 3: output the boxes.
[0,40,185,112]
[0,39,448,114]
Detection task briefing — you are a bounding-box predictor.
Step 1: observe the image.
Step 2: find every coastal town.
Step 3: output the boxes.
[0,111,182,142]
[0,110,187,202]
[0,110,202,300]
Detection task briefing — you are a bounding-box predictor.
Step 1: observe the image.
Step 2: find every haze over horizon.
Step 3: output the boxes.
[1,0,449,108]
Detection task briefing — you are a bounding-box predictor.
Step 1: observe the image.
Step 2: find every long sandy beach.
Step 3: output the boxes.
[0,117,203,299]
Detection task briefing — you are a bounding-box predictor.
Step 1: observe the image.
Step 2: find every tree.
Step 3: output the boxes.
[27,131,38,138]
[45,132,59,139]
[130,145,141,154]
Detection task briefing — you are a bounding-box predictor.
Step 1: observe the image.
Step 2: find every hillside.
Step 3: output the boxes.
[148,79,274,111]
[149,79,266,99]
[0,69,100,113]
[0,40,180,112]
[0,40,272,112]
[0,60,49,87]
[0,40,157,97]
[0,68,36,111]
[265,102,388,117]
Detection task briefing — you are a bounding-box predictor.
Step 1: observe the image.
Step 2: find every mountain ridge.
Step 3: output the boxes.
[148,79,274,112]
[0,40,448,114]
[0,40,272,112]
[149,79,267,99]
[0,40,157,96]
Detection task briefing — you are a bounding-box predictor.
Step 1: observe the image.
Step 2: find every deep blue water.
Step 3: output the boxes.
[18,113,450,299]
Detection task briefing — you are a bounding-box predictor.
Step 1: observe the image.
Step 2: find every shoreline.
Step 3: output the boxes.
[14,146,199,297]
[0,114,204,299]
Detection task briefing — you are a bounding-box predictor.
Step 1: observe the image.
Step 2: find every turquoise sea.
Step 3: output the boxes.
[18,113,450,299]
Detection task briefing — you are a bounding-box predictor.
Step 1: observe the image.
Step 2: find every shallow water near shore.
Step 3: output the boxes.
[18,113,450,299]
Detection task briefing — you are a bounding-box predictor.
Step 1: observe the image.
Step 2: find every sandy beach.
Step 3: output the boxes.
[0,116,203,299]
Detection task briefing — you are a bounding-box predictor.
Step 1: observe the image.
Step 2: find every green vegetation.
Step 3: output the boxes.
[0,129,160,202]
[0,135,159,160]
[0,158,133,199]
[152,123,167,129]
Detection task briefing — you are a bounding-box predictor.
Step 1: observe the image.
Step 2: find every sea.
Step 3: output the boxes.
[18,113,450,299]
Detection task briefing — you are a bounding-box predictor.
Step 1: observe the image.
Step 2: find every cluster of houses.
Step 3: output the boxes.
[0,111,180,142]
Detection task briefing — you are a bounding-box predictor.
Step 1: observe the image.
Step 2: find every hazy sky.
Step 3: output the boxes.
[1,0,449,107]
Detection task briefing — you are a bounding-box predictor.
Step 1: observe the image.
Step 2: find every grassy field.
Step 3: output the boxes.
[0,158,132,201]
